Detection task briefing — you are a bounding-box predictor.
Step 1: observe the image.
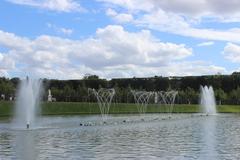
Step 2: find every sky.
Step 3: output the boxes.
[1,0,240,79]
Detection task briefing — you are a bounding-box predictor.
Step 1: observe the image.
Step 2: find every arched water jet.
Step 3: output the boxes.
[88,88,115,121]
[155,91,178,113]
[131,90,153,114]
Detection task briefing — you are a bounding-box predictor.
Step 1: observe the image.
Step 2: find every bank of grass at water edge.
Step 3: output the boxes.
[0,101,240,117]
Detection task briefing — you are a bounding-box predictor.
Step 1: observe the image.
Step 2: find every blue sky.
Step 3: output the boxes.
[0,0,240,79]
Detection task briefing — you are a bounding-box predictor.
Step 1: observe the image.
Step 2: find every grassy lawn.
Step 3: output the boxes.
[0,101,240,117]
[0,101,14,117]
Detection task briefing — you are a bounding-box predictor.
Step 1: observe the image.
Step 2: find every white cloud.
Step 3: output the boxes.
[101,0,240,43]
[0,70,9,77]
[101,62,226,78]
[47,23,73,36]
[223,43,240,63]
[106,8,133,23]
[0,25,226,79]
[0,53,15,77]
[136,10,240,42]
[99,0,154,12]
[100,0,240,20]
[197,41,215,47]
[60,28,73,35]
[106,8,117,16]
[7,0,86,12]
[0,53,15,70]
[147,0,240,21]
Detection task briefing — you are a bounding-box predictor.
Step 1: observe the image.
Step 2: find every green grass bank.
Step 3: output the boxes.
[0,101,240,117]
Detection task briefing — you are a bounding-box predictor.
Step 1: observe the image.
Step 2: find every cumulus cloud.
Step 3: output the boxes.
[0,53,15,77]
[100,0,240,19]
[0,25,226,79]
[101,0,240,43]
[223,43,240,63]
[0,53,15,70]
[7,0,86,12]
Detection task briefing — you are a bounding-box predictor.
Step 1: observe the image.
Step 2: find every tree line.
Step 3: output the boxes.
[1,72,240,104]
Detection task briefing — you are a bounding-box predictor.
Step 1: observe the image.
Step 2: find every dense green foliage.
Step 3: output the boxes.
[2,73,240,104]
[0,102,240,117]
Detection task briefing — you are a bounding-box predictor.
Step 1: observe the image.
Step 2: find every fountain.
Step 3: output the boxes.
[200,85,217,114]
[14,77,42,129]
[131,90,153,114]
[88,88,115,121]
[155,91,178,113]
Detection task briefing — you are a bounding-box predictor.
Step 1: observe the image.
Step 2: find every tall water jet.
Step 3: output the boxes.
[200,85,217,114]
[14,77,42,129]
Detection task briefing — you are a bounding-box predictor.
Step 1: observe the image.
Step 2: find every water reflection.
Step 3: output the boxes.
[0,132,13,158]
[199,116,217,159]
[0,114,239,159]
[15,130,38,160]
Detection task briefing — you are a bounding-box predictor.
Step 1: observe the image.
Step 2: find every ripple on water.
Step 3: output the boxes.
[0,114,239,159]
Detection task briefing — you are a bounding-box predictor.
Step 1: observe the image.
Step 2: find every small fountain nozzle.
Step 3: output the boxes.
[26,123,30,129]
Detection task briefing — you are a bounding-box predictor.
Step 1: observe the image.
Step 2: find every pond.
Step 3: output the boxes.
[0,114,240,159]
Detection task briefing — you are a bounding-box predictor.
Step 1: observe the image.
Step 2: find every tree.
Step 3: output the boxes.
[215,88,227,105]
[228,87,240,104]
[185,87,199,104]
[83,74,99,80]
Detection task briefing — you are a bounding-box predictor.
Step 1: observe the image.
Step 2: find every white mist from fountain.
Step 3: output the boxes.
[14,77,42,129]
[200,85,217,115]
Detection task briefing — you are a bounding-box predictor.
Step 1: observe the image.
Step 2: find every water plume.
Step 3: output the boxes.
[200,85,217,114]
[14,77,42,129]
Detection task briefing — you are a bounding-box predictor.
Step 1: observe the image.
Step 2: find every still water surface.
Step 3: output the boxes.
[0,114,240,160]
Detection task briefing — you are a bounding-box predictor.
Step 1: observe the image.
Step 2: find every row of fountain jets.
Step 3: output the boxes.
[14,78,216,129]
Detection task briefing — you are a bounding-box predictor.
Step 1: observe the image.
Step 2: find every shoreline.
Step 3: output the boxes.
[0,101,240,117]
